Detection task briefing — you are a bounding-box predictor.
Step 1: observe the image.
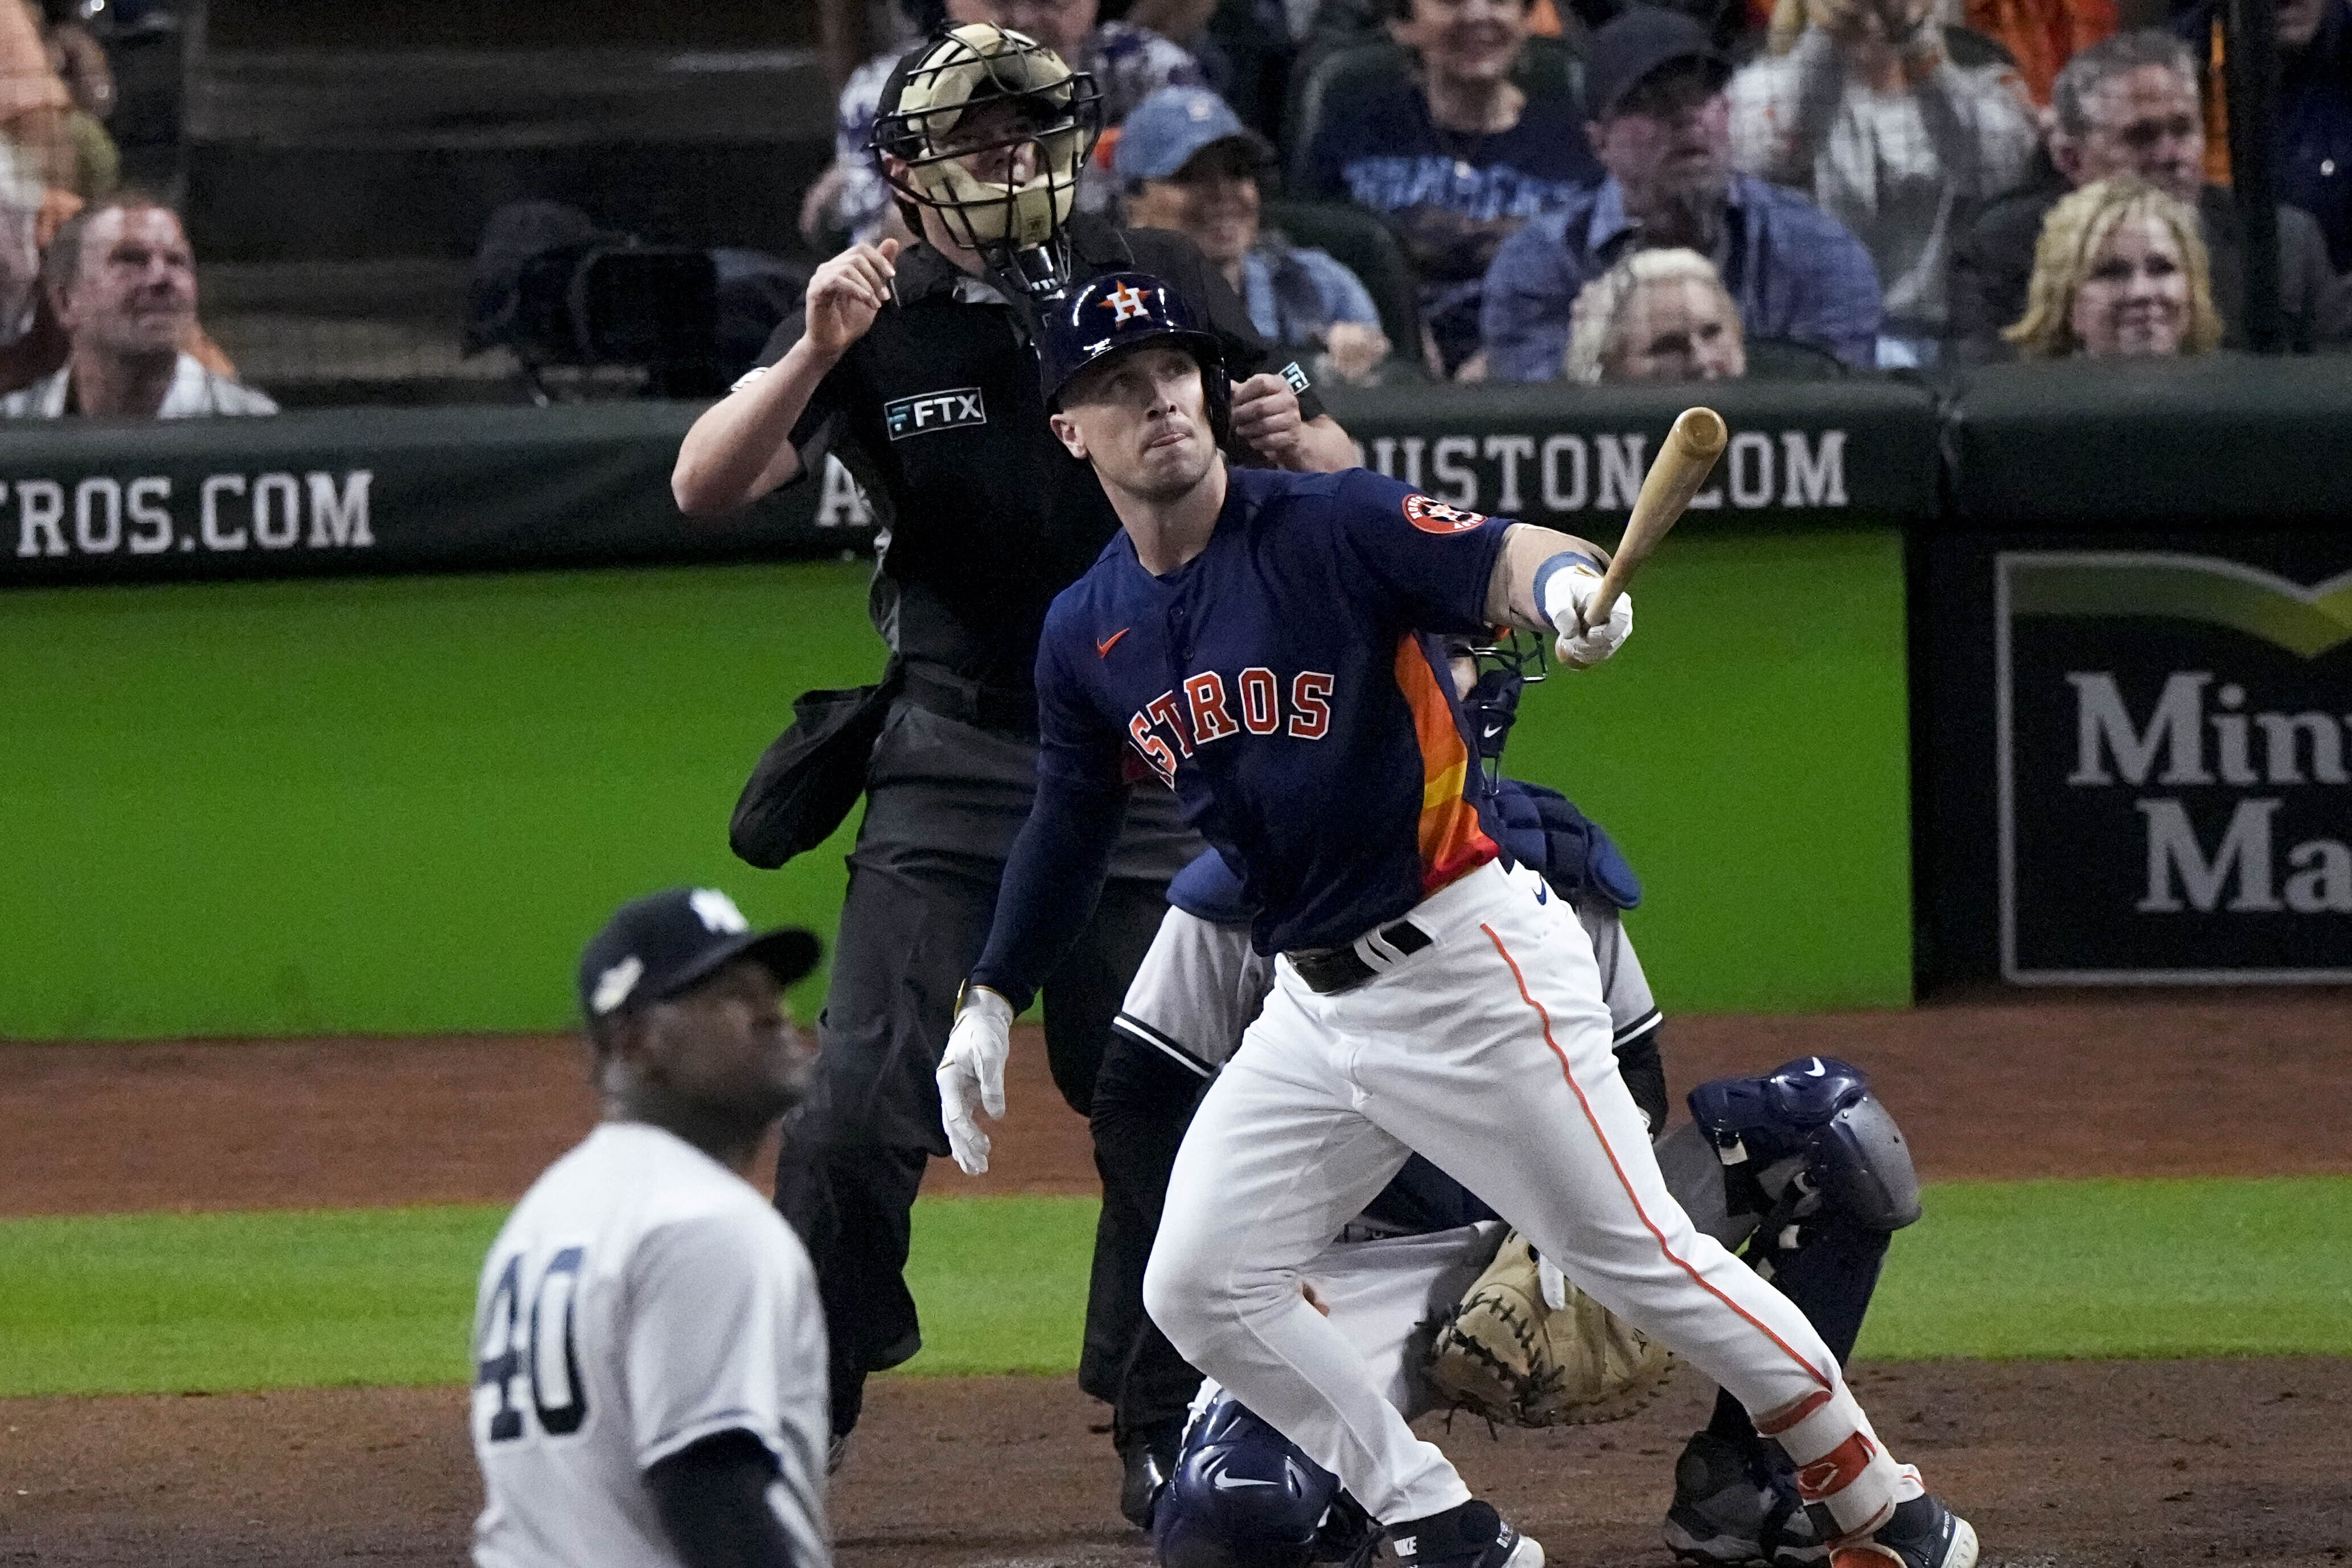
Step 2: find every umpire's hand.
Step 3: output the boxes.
[1230,373,1308,467]
[804,237,902,361]
[937,985,1014,1175]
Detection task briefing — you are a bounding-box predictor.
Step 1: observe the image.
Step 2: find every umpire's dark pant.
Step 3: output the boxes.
[1088,1022,1216,1443]
[774,697,1195,1439]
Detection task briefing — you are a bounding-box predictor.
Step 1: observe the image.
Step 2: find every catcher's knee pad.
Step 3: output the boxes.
[1153,1392,1339,1568]
[1689,1057,1922,1234]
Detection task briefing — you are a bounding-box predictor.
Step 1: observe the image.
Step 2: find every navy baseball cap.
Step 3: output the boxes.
[578,888,821,1022]
[1583,6,1730,120]
[1112,85,1273,182]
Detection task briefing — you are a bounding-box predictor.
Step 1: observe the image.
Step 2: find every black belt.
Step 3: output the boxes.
[902,665,1039,739]
[1287,918,1433,995]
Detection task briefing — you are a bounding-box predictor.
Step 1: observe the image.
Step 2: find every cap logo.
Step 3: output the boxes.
[591,955,644,1015]
[1100,282,1150,324]
[690,888,750,935]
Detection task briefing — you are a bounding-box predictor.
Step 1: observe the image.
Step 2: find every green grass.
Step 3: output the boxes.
[897,1196,1101,1375]
[0,1205,507,1396]
[3,1179,2346,1397]
[1858,1176,2352,1360]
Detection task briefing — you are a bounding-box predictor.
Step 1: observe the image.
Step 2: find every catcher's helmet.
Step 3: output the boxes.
[1152,1393,1342,1568]
[1036,270,1232,443]
[869,23,1101,263]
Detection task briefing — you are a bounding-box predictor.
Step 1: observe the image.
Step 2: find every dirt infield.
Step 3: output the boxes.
[4,992,2349,1566]
[9,1359,2351,1568]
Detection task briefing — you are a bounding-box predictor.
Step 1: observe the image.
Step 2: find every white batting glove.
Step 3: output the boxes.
[937,984,1014,1175]
[1541,561,1634,668]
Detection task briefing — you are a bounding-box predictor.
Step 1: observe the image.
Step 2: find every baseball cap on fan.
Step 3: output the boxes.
[1582,6,1730,119]
[578,888,821,1023]
[1112,86,1273,182]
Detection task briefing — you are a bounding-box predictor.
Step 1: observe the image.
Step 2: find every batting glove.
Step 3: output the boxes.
[937,983,1014,1175]
[1541,560,1633,668]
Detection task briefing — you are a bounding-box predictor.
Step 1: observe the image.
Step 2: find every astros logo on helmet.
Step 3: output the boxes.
[1101,282,1152,323]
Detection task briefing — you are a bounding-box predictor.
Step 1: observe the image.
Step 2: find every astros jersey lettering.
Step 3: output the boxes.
[1033,466,1512,954]
[470,1122,830,1568]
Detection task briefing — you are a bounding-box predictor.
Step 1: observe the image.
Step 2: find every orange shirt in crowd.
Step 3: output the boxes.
[1749,0,2115,105]
[1965,0,2119,104]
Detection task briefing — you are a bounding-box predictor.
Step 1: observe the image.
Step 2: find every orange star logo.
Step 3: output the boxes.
[1100,283,1150,324]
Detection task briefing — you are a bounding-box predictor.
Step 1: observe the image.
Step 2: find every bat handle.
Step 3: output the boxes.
[1583,561,1630,631]
[1580,407,1726,632]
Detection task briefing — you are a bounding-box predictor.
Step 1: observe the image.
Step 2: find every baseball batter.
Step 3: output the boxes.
[470,888,830,1568]
[936,273,1976,1568]
[1100,634,1921,1567]
[1144,1030,1927,1568]
[1121,834,1929,1568]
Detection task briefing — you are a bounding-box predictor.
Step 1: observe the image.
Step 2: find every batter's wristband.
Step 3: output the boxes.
[1532,552,1604,631]
[964,974,1034,1015]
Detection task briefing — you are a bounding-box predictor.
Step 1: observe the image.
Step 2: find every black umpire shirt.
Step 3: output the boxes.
[753,216,1325,709]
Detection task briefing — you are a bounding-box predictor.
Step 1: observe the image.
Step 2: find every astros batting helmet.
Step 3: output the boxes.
[1036,270,1232,444]
[869,24,1101,264]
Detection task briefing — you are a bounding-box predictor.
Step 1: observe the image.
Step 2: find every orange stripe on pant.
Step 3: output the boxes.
[1479,921,1833,1392]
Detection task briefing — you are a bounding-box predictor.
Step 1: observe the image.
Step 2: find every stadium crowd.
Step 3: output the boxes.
[0,0,2339,415]
[805,0,2350,383]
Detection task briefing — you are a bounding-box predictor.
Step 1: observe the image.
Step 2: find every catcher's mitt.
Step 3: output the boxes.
[1425,1229,1677,1427]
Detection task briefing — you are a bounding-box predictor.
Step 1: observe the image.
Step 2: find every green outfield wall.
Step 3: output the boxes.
[3,565,874,1038]
[0,529,1911,1039]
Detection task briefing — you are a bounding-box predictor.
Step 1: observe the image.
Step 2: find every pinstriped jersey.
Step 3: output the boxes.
[470,1122,830,1568]
[1034,466,1511,954]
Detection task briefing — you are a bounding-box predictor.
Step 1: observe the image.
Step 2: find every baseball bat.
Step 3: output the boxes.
[1582,406,1728,628]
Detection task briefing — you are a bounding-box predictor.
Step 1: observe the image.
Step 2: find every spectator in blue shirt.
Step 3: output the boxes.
[1297,0,1601,375]
[1118,84,1395,380]
[1478,6,1883,381]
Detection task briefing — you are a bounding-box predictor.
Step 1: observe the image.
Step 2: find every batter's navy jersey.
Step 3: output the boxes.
[1034,466,1514,954]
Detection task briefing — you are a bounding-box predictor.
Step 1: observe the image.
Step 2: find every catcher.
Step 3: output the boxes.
[1109,640,1926,1568]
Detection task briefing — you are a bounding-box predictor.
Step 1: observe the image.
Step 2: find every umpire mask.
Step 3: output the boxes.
[870,24,1102,287]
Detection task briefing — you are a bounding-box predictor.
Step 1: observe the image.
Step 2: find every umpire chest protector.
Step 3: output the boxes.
[767,217,1286,696]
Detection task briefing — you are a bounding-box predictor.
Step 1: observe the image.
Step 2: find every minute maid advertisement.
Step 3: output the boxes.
[1996,553,2352,982]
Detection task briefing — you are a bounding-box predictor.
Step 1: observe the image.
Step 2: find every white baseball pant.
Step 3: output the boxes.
[1142,859,1913,1533]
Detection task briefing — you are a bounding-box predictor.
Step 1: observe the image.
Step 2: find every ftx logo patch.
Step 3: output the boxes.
[885,386,986,440]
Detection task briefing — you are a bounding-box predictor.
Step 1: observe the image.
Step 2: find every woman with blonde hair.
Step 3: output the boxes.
[1562,247,1747,384]
[2005,175,2223,358]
